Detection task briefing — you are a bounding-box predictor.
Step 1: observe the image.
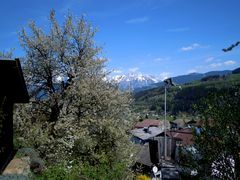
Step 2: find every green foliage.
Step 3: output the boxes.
[200,75,222,82]
[134,73,240,116]
[79,159,131,180]
[37,164,68,180]
[38,159,133,180]
[179,86,240,179]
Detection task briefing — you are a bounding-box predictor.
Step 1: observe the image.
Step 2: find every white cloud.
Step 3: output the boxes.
[166,27,190,32]
[205,57,214,62]
[112,69,122,74]
[125,17,149,24]
[154,57,170,62]
[187,69,197,74]
[154,58,164,62]
[129,67,139,73]
[180,43,200,52]
[209,60,236,68]
[56,76,64,82]
[158,72,171,81]
[223,60,236,65]
[209,63,222,68]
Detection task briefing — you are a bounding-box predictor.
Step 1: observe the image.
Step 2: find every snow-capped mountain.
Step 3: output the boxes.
[111,69,233,92]
[112,73,159,90]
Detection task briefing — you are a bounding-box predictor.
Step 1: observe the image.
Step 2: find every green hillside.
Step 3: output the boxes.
[133,73,240,117]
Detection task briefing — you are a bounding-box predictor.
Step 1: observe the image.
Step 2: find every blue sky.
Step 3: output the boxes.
[1,0,240,79]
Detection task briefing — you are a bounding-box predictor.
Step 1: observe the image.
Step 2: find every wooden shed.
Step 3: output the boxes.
[0,58,29,172]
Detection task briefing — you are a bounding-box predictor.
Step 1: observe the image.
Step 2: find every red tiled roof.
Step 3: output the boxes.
[135,119,162,128]
[166,128,194,146]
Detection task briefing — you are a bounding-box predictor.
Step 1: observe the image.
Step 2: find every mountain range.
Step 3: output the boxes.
[112,69,233,91]
[133,70,240,116]
[112,73,159,90]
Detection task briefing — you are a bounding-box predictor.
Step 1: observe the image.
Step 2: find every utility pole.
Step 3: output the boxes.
[164,84,167,159]
[163,78,178,160]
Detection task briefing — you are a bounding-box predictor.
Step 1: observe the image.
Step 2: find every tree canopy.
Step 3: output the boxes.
[14,10,136,179]
[180,87,240,179]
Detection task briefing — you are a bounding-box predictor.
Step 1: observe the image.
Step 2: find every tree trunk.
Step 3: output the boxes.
[49,99,60,122]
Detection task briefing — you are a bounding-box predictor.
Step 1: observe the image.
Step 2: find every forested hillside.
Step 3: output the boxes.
[134,73,240,116]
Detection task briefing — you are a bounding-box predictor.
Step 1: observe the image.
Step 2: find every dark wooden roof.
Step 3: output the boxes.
[0,58,29,103]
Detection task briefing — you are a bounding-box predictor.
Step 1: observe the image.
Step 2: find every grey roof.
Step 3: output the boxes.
[131,127,164,140]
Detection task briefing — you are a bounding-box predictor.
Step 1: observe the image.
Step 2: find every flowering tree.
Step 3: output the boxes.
[14,10,136,178]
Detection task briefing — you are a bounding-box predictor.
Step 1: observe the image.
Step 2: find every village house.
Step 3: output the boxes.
[170,118,197,129]
[161,128,194,146]
[131,119,170,144]
[129,114,201,178]
[134,119,170,129]
[0,58,29,173]
[134,126,194,179]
